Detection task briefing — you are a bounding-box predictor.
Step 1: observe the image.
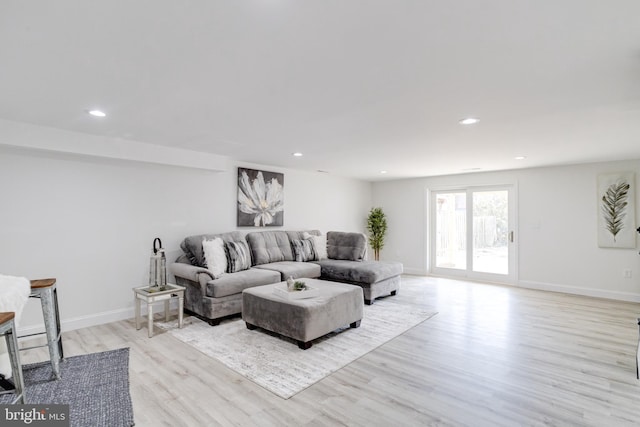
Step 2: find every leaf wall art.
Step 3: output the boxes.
[597,172,636,248]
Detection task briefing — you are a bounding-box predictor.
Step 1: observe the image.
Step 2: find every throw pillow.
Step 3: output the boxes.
[202,237,227,279]
[303,232,328,260]
[291,239,316,262]
[225,241,252,273]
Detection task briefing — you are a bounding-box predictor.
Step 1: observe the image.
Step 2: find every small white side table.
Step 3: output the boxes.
[133,283,185,338]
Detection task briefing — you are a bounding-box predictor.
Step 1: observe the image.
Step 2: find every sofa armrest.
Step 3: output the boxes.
[171,263,212,315]
[170,262,213,283]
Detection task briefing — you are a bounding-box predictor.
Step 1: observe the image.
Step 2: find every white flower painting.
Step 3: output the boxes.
[237,168,284,227]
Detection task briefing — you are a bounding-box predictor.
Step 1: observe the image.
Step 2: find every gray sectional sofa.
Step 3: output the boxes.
[170,230,403,325]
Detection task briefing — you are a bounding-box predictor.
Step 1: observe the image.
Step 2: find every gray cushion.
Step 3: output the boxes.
[206,268,281,298]
[180,231,244,267]
[314,259,403,284]
[246,231,294,265]
[253,261,321,280]
[326,231,367,261]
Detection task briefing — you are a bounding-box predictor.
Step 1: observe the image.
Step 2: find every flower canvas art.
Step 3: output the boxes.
[237,168,284,227]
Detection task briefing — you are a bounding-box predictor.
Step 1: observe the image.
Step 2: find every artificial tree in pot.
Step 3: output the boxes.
[367,207,387,261]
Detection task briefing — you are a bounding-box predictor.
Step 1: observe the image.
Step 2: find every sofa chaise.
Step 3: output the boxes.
[315,231,403,304]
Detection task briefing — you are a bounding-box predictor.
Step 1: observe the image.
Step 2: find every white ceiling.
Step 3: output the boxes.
[2,1,640,181]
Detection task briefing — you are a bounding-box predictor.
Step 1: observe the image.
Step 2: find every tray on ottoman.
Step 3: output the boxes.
[242,278,364,349]
[273,282,320,300]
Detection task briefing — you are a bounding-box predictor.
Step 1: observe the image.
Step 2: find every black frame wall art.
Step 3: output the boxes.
[237,167,284,227]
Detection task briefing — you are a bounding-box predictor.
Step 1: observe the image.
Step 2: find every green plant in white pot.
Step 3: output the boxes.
[367,207,387,261]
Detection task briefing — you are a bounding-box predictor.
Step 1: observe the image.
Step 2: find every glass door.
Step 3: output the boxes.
[472,190,509,275]
[434,192,467,272]
[431,186,516,283]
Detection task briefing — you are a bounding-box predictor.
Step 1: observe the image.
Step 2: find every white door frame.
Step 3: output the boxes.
[429,184,518,284]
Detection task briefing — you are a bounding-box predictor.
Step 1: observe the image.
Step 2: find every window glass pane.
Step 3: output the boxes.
[435,192,466,269]
[472,190,508,274]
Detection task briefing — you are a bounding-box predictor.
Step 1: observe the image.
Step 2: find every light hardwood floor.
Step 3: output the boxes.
[19,276,640,426]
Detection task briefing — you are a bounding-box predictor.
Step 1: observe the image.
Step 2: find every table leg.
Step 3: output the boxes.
[135,294,141,330]
[147,302,154,338]
[178,294,184,329]
[41,288,61,379]
[53,287,63,359]
[5,322,25,404]
[637,318,640,379]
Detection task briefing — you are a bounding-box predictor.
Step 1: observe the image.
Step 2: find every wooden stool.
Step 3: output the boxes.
[0,312,26,404]
[19,279,63,379]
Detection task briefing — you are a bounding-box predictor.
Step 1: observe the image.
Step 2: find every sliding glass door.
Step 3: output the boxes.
[431,185,516,282]
[435,192,467,270]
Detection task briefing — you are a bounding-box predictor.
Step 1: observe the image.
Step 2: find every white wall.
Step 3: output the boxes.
[373,160,640,301]
[0,140,372,332]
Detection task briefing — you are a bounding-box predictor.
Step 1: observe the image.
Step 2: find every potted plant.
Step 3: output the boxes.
[367,207,388,261]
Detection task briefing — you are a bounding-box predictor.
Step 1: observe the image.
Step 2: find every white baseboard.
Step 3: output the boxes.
[400,273,640,303]
[517,280,640,303]
[21,279,636,336]
[403,267,427,276]
[18,301,180,336]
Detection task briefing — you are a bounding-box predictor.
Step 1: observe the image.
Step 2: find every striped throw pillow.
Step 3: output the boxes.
[225,241,252,273]
[292,239,316,262]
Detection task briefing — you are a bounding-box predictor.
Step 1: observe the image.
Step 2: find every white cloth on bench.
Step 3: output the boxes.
[0,274,30,378]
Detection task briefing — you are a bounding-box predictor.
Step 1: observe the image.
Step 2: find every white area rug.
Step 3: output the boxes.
[158,288,436,399]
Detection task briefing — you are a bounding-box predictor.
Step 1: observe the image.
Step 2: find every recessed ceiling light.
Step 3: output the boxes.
[292,152,303,157]
[514,156,526,160]
[88,110,106,117]
[380,170,388,174]
[459,117,479,125]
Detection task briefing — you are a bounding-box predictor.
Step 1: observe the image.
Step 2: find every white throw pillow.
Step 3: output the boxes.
[202,237,227,279]
[303,232,328,260]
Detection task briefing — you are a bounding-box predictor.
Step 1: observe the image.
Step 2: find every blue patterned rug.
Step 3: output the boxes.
[0,348,134,427]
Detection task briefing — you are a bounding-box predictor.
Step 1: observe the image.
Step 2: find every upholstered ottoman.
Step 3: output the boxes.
[242,278,364,349]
